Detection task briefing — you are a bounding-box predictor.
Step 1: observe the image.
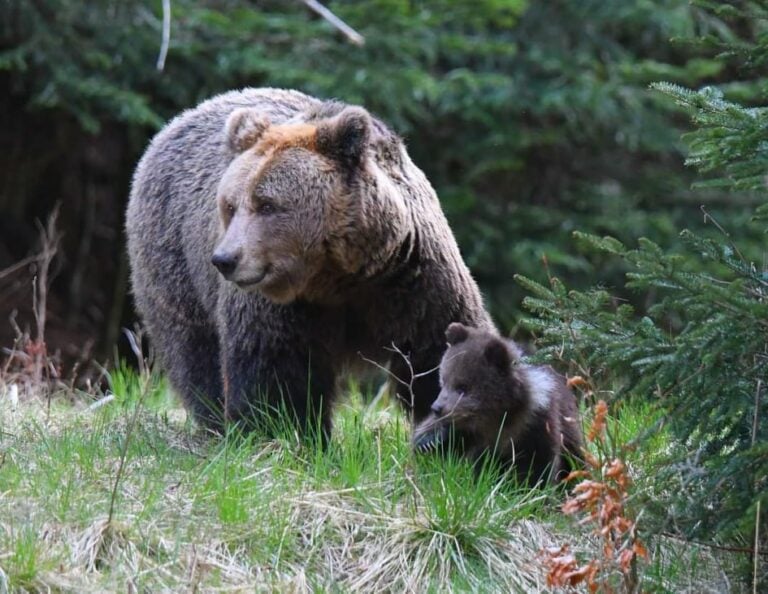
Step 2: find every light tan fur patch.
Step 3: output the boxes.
[255,123,318,155]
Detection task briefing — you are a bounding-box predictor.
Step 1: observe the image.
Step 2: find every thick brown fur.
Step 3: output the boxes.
[413,323,583,485]
[126,89,493,436]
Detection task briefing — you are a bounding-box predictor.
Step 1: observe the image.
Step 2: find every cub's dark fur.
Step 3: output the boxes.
[413,323,583,484]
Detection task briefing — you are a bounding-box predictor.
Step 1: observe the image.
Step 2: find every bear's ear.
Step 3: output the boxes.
[483,338,511,374]
[225,108,271,153]
[316,106,371,170]
[445,323,470,346]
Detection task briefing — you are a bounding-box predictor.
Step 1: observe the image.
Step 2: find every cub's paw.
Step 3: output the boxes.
[413,423,450,453]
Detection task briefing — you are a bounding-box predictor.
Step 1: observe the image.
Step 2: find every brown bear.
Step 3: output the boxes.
[126,88,493,437]
[413,323,583,485]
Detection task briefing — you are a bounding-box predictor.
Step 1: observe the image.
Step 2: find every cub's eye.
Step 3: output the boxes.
[257,201,276,216]
[223,203,236,218]
[455,384,468,397]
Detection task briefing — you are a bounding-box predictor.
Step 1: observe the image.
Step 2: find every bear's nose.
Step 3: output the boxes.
[430,402,444,416]
[211,251,240,277]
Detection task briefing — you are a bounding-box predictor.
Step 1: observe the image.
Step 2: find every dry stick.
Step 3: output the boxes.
[123,327,148,378]
[0,254,39,280]
[156,0,171,71]
[300,0,365,46]
[2,312,22,377]
[359,343,439,412]
[32,207,61,415]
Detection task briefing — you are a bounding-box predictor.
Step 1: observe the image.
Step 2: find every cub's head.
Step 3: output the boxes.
[413,323,528,453]
[212,104,409,304]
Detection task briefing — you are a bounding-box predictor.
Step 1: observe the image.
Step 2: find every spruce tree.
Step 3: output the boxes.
[517,0,768,580]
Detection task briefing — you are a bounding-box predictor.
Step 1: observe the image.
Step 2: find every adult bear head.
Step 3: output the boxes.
[212,104,412,304]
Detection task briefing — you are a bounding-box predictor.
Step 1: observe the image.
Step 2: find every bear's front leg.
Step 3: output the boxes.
[217,299,336,442]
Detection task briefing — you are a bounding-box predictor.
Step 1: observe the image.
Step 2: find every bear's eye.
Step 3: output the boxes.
[257,201,277,216]
[455,384,468,397]
[224,203,236,218]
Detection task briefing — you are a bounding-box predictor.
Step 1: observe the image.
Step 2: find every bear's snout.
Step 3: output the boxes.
[211,250,240,278]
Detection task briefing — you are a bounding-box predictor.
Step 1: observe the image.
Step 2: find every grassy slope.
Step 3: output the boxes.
[0,373,740,593]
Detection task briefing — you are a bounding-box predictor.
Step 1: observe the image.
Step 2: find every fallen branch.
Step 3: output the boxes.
[300,0,365,46]
[156,0,171,70]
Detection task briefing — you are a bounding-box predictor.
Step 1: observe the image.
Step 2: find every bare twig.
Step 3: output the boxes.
[300,0,365,46]
[156,0,171,70]
[123,325,151,379]
[2,312,21,377]
[359,343,439,411]
[32,206,62,404]
[359,351,412,401]
[0,254,39,281]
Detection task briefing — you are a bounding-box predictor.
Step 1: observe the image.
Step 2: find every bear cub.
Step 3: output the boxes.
[413,323,583,485]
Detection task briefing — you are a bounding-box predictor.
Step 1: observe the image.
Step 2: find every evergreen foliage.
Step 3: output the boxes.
[4,0,763,332]
[518,0,768,553]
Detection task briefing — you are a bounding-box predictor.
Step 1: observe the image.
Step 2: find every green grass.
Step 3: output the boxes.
[0,373,744,592]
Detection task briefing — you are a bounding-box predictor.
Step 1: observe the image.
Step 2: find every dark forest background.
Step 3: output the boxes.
[1,0,761,362]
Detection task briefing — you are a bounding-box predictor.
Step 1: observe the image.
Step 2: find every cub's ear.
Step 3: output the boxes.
[225,108,270,153]
[483,338,510,373]
[316,106,371,170]
[445,323,470,346]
